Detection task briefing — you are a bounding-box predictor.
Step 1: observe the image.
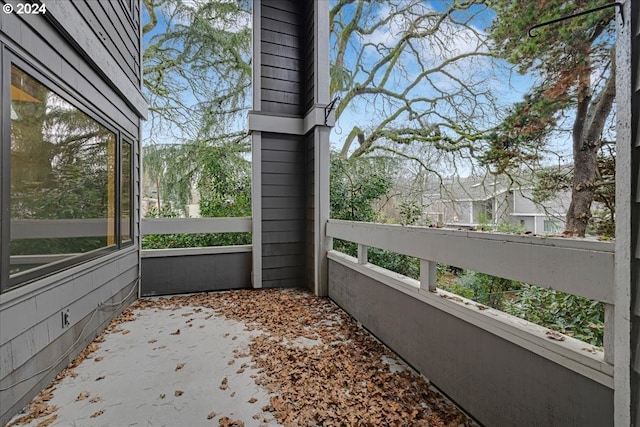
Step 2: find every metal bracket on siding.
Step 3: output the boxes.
[324,96,341,126]
[528,2,624,38]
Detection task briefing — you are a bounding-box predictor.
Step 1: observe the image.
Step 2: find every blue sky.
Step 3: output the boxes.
[142,1,576,171]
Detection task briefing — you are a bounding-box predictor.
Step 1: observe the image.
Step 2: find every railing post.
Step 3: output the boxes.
[357,244,368,265]
[604,303,615,364]
[420,259,437,293]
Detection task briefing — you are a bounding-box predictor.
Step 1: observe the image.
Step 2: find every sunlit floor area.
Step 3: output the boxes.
[6,289,475,427]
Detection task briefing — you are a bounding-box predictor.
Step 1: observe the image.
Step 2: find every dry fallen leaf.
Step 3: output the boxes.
[207,411,217,420]
[170,329,181,336]
[175,363,185,371]
[175,390,184,397]
[218,417,244,427]
[248,397,257,404]
[148,339,158,344]
[90,410,104,418]
[13,289,473,427]
[159,393,166,399]
[122,330,130,335]
[35,414,57,427]
[76,392,90,401]
[546,330,566,341]
[89,396,101,403]
[94,356,104,362]
[95,376,105,381]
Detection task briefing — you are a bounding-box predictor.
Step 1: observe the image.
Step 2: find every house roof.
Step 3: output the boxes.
[424,166,571,202]
[425,174,519,202]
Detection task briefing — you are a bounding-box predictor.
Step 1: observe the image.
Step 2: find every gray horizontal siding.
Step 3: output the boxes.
[141,253,251,296]
[262,254,305,270]
[263,220,305,232]
[1,251,139,425]
[0,3,143,424]
[262,208,303,221]
[71,1,140,87]
[262,184,304,197]
[302,1,315,114]
[260,0,303,116]
[261,134,306,288]
[0,11,139,137]
[262,243,304,257]
[262,278,303,288]
[262,197,305,209]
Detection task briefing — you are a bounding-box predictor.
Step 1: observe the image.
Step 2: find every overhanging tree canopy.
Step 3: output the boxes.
[488,0,617,236]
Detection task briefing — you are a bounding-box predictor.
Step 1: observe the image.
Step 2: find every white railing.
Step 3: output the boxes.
[141,217,251,235]
[140,217,252,258]
[326,219,616,377]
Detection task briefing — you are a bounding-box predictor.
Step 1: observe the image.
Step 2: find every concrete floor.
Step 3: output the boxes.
[7,304,278,427]
[7,290,474,427]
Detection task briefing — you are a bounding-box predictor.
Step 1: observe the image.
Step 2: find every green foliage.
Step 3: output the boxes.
[329,154,420,278]
[488,0,617,236]
[475,213,492,231]
[332,240,420,280]
[330,154,392,222]
[142,232,250,249]
[143,0,251,145]
[496,221,526,234]
[143,141,251,218]
[399,201,422,226]
[438,280,475,300]
[481,89,567,174]
[456,271,522,310]
[441,268,604,346]
[141,206,250,249]
[504,285,604,346]
[368,249,420,280]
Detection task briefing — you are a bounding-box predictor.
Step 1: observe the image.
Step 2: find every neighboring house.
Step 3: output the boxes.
[424,174,570,234]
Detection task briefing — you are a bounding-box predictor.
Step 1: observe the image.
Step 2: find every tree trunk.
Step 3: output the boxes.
[565,51,616,237]
[566,144,599,236]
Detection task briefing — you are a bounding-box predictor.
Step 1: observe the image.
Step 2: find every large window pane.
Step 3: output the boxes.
[9,65,117,280]
[121,141,132,244]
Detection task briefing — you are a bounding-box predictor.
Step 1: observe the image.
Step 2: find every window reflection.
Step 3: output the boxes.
[10,65,117,278]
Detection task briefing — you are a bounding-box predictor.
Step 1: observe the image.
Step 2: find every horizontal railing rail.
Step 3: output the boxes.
[141,217,252,235]
[327,219,614,303]
[326,219,616,366]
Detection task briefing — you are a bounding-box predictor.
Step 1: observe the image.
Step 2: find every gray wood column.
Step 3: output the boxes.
[249,0,332,292]
[615,1,638,425]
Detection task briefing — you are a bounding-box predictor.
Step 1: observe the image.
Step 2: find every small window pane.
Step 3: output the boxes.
[121,142,132,243]
[9,65,116,279]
